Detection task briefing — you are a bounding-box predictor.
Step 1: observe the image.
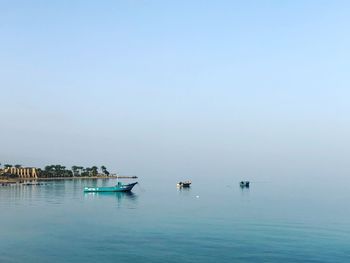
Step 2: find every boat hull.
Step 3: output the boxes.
[84,182,138,193]
[240,181,250,188]
[177,181,192,188]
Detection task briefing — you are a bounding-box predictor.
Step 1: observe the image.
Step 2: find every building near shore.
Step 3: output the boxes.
[1,167,38,179]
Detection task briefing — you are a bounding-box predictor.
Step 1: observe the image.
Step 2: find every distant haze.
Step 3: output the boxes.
[1,1,349,180]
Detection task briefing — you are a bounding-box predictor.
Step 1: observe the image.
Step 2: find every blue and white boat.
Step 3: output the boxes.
[84,182,138,193]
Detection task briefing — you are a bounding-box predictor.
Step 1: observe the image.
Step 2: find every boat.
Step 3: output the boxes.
[177,180,192,188]
[84,182,138,192]
[240,181,250,188]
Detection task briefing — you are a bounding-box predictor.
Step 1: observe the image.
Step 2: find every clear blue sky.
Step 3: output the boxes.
[1,1,350,179]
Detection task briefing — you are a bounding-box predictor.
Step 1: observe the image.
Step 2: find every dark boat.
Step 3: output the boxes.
[240,181,250,188]
[177,180,192,188]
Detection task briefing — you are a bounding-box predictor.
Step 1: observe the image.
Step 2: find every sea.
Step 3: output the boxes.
[0,176,349,263]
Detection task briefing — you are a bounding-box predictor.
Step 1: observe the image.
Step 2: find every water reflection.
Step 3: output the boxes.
[84,191,138,208]
[177,187,191,192]
[239,183,250,199]
[177,185,192,199]
[0,183,41,201]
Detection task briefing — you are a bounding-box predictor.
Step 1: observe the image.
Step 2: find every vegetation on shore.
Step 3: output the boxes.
[40,165,110,178]
[0,163,111,178]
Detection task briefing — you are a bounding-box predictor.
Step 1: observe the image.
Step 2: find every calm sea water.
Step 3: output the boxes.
[0,176,349,263]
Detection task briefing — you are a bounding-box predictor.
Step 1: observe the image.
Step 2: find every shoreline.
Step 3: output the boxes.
[0,176,137,184]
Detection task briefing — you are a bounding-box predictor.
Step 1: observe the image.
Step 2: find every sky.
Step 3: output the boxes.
[1,0,350,179]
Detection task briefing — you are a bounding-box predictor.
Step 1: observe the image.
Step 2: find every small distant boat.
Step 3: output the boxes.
[240,181,250,188]
[84,182,138,193]
[177,180,192,188]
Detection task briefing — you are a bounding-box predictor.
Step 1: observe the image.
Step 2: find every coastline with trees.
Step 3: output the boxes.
[0,163,137,183]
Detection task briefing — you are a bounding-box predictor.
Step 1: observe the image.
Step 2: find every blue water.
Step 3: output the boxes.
[0,176,349,263]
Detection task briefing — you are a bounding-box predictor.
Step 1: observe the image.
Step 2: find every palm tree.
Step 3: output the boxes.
[101,166,109,176]
[91,166,98,176]
[72,166,79,177]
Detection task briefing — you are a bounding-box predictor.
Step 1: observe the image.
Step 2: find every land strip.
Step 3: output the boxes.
[0,175,137,184]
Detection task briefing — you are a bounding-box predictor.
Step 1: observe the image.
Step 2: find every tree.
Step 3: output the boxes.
[15,164,22,168]
[78,166,84,176]
[41,165,72,178]
[44,165,52,171]
[101,166,109,176]
[91,166,98,176]
[82,167,91,177]
[4,164,12,168]
[72,166,79,177]
[44,165,56,177]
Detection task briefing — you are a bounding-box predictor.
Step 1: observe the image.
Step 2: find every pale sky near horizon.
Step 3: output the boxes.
[1,1,350,179]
